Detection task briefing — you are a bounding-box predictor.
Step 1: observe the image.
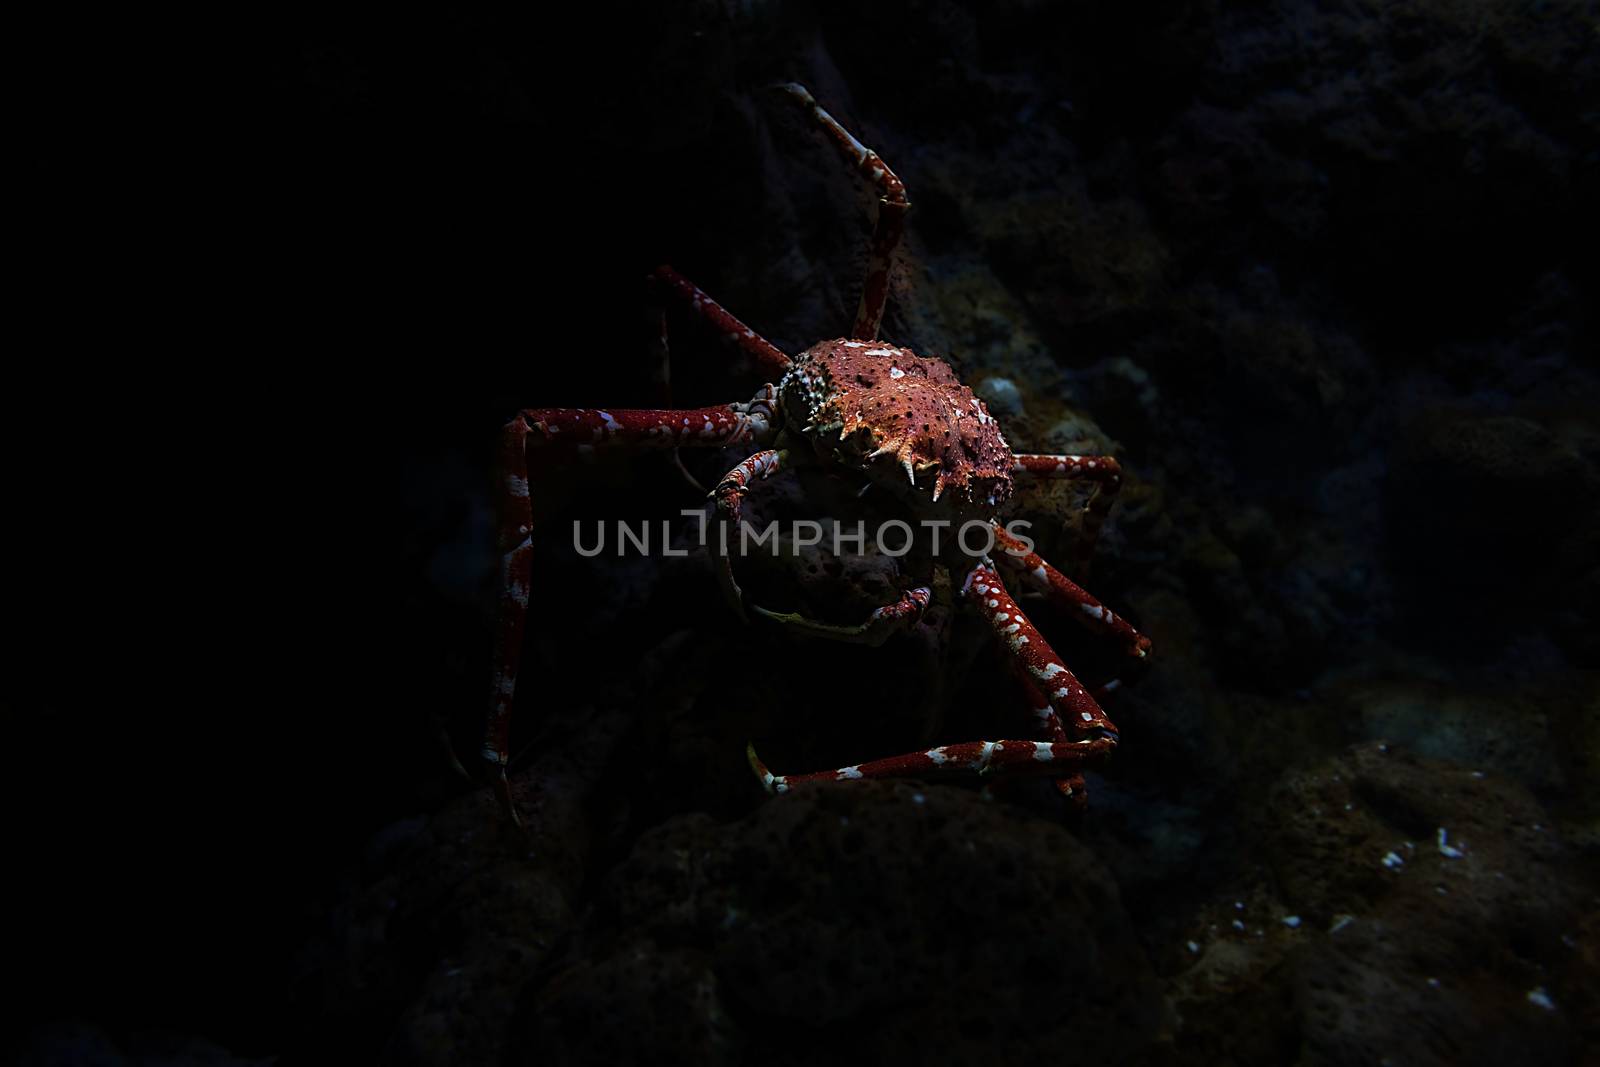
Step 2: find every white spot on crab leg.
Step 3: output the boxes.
[888,366,905,379]
[865,347,896,357]
[1036,663,1066,679]
[506,473,529,499]
[1080,711,1094,722]
[986,598,1000,608]
[1081,603,1107,621]
[599,411,621,434]
[1031,565,1048,584]
[1032,742,1054,762]
[836,765,864,780]
[925,747,948,765]
[993,612,1009,622]
[843,340,865,348]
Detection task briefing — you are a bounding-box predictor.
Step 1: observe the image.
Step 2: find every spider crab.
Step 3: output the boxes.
[486,84,1150,821]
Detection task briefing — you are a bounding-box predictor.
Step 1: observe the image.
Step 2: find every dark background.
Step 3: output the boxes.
[13,4,1598,1064]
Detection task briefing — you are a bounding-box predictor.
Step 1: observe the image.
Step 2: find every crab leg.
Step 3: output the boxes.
[747,734,1114,795]
[991,524,1150,662]
[1012,453,1123,576]
[751,585,933,646]
[517,395,777,450]
[779,83,909,341]
[1008,658,1089,808]
[1013,454,1123,482]
[961,560,1120,739]
[485,396,780,821]
[743,566,1121,796]
[709,448,934,639]
[646,303,717,494]
[484,418,538,822]
[710,448,788,620]
[650,265,793,379]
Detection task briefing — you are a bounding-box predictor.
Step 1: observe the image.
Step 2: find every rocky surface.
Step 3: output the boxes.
[524,782,1163,1065]
[1158,743,1590,1066]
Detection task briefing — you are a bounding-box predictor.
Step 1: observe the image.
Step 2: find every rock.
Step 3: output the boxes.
[291,700,631,1065]
[1162,743,1587,1066]
[975,375,1024,418]
[525,781,1164,1065]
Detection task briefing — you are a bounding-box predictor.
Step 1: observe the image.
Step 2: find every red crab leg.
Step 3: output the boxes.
[747,734,1114,795]
[743,565,1121,796]
[650,265,793,379]
[1012,453,1124,577]
[710,448,787,619]
[1007,658,1089,808]
[485,395,780,821]
[647,303,715,494]
[779,83,909,341]
[516,396,778,450]
[709,448,934,639]
[751,585,933,645]
[991,524,1150,662]
[961,560,1120,738]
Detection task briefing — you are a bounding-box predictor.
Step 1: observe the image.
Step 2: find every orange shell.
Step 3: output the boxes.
[779,339,1015,517]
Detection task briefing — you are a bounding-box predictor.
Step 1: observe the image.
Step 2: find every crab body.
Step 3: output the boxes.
[779,339,1016,524]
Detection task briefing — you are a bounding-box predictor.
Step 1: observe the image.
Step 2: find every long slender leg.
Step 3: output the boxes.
[744,562,1120,796]
[778,83,909,341]
[991,523,1150,662]
[1013,453,1123,577]
[647,307,672,405]
[646,304,712,494]
[650,265,793,379]
[519,392,778,451]
[710,448,934,640]
[752,585,933,645]
[1007,658,1088,808]
[747,734,1114,794]
[484,394,781,821]
[484,418,536,823]
[960,560,1120,738]
[711,448,788,620]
